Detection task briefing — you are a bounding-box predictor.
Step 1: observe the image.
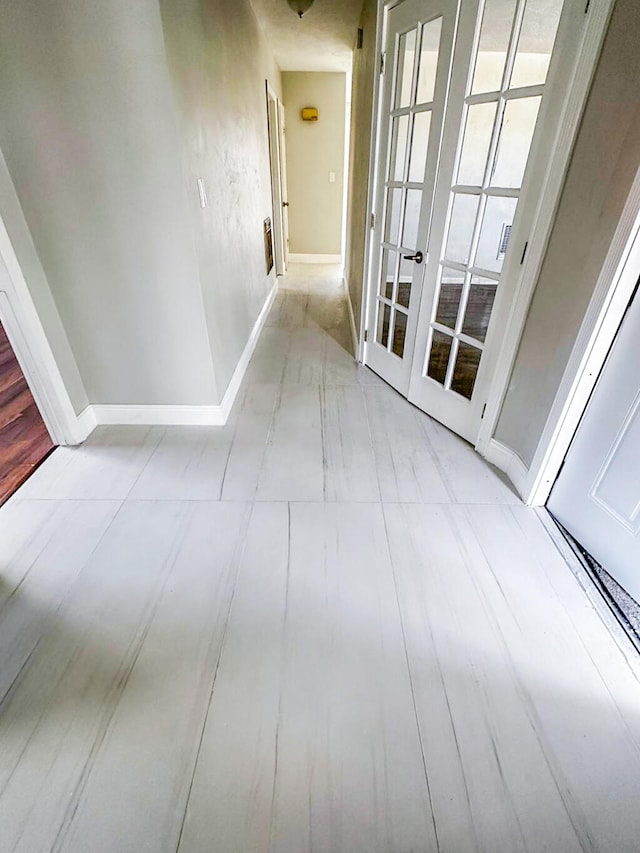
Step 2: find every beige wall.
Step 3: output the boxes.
[496,0,640,466]
[282,72,347,256]
[159,0,282,397]
[0,0,281,409]
[345,0,377,335]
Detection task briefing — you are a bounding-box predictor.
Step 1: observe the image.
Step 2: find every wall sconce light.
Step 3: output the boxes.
[301,107,319,122]
[287,0,315,18]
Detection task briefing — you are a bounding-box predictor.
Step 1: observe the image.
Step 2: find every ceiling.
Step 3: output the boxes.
[248,0,365,72]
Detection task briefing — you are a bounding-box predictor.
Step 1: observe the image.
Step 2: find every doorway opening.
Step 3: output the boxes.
[0,318,54,503]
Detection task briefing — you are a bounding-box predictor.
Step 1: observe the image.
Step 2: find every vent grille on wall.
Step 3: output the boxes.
[497,223,512,260]
[264,217,273,274]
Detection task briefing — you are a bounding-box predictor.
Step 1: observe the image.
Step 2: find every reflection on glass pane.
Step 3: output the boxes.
[427,330,453,385]
[462,277,497,341]
[491,96,541,188]
[377,301,391,348]
[416,17,442,104]
[379,249,397,299]
[475,196,518,272]
[395,29,417,108]
[457,102,497,186]
[444,193,479,264]
[435,267,465,329]
[511,0,564,89]
[402,189,422,250]
[408,111,432,183]
[392,310,408,358]
[384,188,403,244]
[451,342,482,399]
[390,115,409,181]
[397,255,413,308]
[471,0,517,94]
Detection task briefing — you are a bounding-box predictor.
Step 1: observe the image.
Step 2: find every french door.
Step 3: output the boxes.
[365,0,457,392]
[366,0,576,443]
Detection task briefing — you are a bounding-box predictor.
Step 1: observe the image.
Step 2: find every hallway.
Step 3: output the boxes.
[1,266,640,852]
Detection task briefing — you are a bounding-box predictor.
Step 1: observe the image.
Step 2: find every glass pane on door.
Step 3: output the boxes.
[435,267,465,329]
[471,0,517,94]
[457,102,497,186]
[510,0,564,88]
[444,193,479,264]
[475,196,518,273]
[451,342,482,399]
[416,17,442,104]
[408,111,432,182]
[491,97,541,188]
[395,30,417,108]
[461,276,498,342]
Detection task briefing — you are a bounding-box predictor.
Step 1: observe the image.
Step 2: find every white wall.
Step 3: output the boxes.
[0,0,282,412]
[282,72,347,256]
[496,0,640,467]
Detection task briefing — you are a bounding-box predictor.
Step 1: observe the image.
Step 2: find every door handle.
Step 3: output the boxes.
[403,250,423,264]
[282,201,290,207]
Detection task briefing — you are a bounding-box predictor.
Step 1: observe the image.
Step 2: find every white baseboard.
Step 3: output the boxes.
[483,439,530,499]
[74,282,278,435]
[288,253,342,264]
[75,405,98,441]
[342,277,359,359]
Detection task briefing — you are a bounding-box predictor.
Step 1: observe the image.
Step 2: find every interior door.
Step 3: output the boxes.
[365,0,458,393]
[548,283,640,603]
[365,0,575,444]
[278,101,290,266]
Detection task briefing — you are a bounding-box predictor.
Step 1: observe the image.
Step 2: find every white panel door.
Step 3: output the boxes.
[548,284,640,603]
[365,0,458,393]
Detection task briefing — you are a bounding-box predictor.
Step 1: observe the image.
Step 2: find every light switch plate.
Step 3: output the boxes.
[329,171,336,184]
[197,178,208,208]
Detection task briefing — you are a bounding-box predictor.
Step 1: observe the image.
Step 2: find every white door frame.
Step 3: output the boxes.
[266,82,287,277]
[0,213,87,446]
[358,0,616,444]
[523,162,640,506]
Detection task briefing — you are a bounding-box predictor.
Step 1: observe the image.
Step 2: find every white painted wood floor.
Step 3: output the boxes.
[2,265,640,852]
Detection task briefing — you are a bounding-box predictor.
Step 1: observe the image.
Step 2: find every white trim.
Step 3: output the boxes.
[483,438,529,498]
[359,0,390,366]
[76,405,98,437]
[343,277,359,358]
[288,253,342,264]
[522,163,640,506]
[77,281,278,430]
[475,0,615,458]
[0,221,88,446]
[90,405,227,427]
[218,280,278,422]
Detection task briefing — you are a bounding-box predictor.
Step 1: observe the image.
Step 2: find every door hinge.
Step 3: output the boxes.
[481,403,487,419]
[370,212,376,229]
[380,52,386,75]
[520,241,529,265]
[364,329,369,342]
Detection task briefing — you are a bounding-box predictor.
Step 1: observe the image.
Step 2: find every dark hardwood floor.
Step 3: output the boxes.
[0,321,54,503]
